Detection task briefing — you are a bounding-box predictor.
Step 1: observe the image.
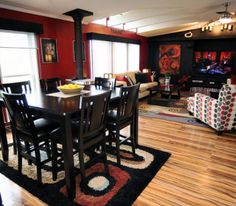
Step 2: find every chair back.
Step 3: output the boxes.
[103,73,113,79]
[117,83,140,121]
[95,77,116,89]
[79,91,111,140]
[1,92,35,136]
[40,79,47,93]
[217,84,236,128]
[40,78,62,93]
[218,84,236,102]
[0,81,31,94]
[46,78,62,91]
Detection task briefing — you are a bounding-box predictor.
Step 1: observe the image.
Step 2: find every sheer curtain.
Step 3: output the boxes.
[128,44,140,71]
[112,42,127,74]
[90,39,140,77]
[0,30,40,90]
[90,40,112,78]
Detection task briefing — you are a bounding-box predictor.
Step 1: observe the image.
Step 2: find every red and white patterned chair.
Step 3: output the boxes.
[187,96,194,114]
[191,84,236,135]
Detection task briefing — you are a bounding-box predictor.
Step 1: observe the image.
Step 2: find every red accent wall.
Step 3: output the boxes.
[0,8,148,80]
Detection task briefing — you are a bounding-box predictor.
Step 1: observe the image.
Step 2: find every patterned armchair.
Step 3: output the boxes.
[187,96,194,114]
[188,84,236,135]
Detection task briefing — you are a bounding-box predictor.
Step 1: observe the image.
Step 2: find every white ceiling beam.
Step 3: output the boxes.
[137,19,202,33]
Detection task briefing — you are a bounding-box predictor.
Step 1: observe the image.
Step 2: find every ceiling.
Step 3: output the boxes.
[0,0,236,37]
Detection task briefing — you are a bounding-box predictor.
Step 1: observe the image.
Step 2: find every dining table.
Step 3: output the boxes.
[0,85,139,199]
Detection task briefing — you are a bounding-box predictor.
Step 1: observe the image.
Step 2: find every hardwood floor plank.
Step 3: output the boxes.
[0,173,47,206]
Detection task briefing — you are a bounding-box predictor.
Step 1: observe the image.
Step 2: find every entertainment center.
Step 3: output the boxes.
[190,75,228,97]
[190,75,227,88]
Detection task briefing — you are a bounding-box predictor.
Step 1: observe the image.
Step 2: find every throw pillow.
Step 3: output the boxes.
[116,76,126,82]
[125,76,134,85]
[146,72,153,82]
[135,72,149,83]
[116,76,131,86]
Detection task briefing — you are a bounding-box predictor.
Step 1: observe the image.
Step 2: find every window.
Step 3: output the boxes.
[90,40,140,78]
[0,30,40,90]
[90,40,112,78]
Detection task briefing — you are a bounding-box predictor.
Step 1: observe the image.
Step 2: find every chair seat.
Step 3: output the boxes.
[107,109,133,129]
[51,127,78,143]
[107,109,132,121]
[51,123,104,146]
[34,118,59,138]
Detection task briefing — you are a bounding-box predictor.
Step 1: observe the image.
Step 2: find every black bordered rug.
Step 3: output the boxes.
[0,144,171,206]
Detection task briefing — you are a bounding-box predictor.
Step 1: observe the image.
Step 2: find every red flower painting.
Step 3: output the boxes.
[159,44,181,75]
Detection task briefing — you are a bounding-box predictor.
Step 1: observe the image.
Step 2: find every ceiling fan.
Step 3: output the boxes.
[216,2,235,24]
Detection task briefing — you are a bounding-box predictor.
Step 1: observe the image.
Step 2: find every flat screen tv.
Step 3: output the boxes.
[193,51,233,75]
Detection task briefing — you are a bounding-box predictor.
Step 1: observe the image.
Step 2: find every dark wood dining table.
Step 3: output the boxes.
[0,85,139,199]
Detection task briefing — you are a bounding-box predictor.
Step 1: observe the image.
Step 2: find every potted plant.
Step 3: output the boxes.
[164,71,171,85]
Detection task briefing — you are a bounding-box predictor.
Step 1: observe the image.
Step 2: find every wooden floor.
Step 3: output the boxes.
[0,173,46,206]
[133,116,236,206]
[1,116,236,205]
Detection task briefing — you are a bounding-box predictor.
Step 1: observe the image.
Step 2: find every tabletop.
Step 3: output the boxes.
[18,85,121,115]
[149,84,180,92]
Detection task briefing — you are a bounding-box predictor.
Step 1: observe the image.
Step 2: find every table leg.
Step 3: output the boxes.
[134,106,139,145]
[61,115,75,199]
[168,91,172,100]
[148,90,154,104]
[0,107,8,161]
[177,89,180,99]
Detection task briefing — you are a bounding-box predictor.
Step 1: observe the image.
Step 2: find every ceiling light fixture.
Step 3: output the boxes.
[219,15,232,24]
[221,23,233,31]
[217,2,234,24]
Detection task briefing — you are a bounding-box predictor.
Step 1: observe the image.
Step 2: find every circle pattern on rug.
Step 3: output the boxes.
[88,176,109,191]
[107,145,154,169]
[83,172,115,196]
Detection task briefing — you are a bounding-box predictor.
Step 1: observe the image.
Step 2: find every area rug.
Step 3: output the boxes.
[139,97,206,127]
[0,144,171,206]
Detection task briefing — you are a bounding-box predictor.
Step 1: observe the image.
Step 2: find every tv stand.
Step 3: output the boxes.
[190,75,228,89]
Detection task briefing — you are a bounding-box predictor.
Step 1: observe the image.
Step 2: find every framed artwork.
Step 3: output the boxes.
[159,44,181,75]
[220,51,233,61]
[41,38,58,63]
[73,40,86,62]
[195,51,216,63]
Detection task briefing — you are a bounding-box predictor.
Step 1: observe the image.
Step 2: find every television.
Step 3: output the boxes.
[193,51,233,75]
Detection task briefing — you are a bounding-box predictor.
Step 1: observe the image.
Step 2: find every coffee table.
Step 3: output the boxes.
[148,85,180,106]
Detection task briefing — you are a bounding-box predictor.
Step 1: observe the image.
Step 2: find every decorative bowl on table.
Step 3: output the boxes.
[57,84,84,94]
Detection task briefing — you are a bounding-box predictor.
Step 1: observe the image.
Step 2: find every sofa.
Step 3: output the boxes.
[187,84,236,135]
[113,71,158,99]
